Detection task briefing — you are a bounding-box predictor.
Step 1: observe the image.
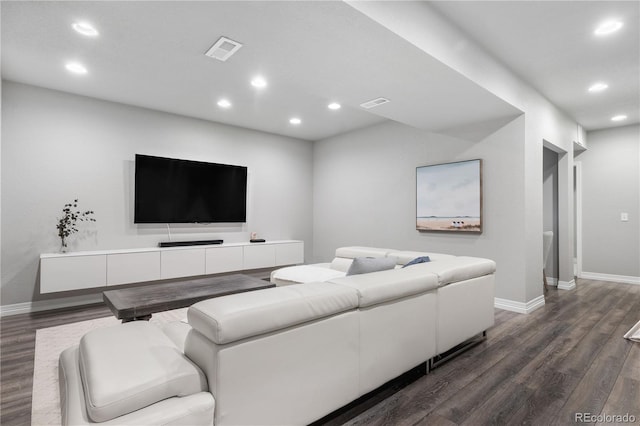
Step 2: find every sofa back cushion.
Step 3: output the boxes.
[386,250,456,265]
[334,246,394,259]
[329,265,438,308]
[188,282,359,344]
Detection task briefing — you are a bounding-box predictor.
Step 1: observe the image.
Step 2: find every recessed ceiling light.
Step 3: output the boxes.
[65,62,88,75]
[594,20,623,36]
[328,102,341,110]
[217,99,231,108]
[611,114,627,122]
[251,76,267,88]
[72,21,99,37]
[289,117,301,125]
[588,82,609,92]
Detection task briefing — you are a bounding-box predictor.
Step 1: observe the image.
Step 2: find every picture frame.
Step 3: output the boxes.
[416,159,482,233]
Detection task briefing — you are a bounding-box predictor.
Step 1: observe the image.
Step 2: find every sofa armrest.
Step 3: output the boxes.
[402,257,496,287]
[270,264,345,286]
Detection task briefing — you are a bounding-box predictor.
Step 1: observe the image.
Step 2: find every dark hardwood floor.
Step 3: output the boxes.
[338,279,640,426]
[1,279,639,426]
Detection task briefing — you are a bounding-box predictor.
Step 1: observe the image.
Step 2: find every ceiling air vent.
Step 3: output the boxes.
[205,37,243,62]
[360,97,390,109]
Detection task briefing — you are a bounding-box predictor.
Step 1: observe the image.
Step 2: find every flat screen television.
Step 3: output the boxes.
[134,154,247,223]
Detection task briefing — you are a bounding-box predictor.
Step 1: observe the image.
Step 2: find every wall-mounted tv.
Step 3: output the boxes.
[134,154,247,224]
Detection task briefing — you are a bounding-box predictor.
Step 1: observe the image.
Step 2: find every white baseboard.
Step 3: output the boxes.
[0,294,103,317]
[495,295,545,314]
[546,276,558,287]
[580,272,640,285]
[558,279,576,290]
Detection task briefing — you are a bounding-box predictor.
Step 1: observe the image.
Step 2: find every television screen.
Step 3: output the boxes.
[134,154,247,223]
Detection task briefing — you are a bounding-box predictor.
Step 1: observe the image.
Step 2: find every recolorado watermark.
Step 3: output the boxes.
[575,412,637,423]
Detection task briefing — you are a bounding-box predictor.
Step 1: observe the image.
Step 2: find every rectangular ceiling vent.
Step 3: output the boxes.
[360,97,390,109]
[205,36,243,62]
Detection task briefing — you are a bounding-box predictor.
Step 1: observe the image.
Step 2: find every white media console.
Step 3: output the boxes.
[40,240,304,294]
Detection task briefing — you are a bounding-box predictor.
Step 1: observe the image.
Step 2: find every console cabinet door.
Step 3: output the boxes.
[107,252,161,286]
[275,242,304,266]
[40,255,106,293]
[243,244,276,270]
[161,249,206,279]
[206,246,244,274]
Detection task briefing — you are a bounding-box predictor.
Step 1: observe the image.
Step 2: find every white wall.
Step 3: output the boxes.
[579,124,640,280]
[346,1,582,304]
[1,81,314,306]
[313,118,528,302]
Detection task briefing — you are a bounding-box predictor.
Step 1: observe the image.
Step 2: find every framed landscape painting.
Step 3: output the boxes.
[416,159,482,233]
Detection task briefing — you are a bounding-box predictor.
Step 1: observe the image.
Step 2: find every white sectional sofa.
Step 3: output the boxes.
[59,246,496,426]
[272,246,496,356]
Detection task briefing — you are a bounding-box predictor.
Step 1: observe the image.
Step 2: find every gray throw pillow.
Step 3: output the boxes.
[346,256,397,276]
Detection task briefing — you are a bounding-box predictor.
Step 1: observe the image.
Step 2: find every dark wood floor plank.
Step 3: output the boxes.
[511,315,602,385]
[554,357,628,425]
[618,341,640,380]
[597,377,640,425]
[459,381,535,426]
[510,368,583,426]
[432,353,535,423]
[414,412,458,426]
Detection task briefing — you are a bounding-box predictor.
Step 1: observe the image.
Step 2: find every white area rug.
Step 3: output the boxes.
[31,308,188,426]
[625,319,640,342]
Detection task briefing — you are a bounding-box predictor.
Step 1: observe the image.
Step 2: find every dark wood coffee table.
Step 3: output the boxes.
[103,273,274,322]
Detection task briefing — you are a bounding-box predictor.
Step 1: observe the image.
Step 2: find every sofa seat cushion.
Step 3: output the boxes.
[271,264,346,286]
[78,321,208,423]
[328,266,438,308]
[406,256,497,287]
[188,282,359,344]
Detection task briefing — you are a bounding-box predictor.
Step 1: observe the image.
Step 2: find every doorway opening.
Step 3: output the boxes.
[543,147,559,288]
[574,162,582,278]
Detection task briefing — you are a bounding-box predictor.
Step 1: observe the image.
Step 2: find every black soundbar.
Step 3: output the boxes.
[159,239,223,248]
